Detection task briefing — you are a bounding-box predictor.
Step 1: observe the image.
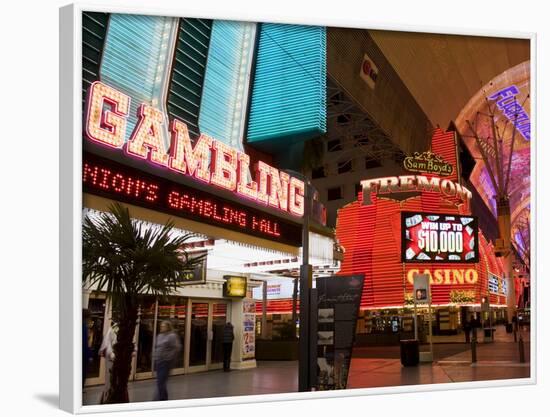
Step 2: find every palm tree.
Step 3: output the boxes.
[82,203,203,404]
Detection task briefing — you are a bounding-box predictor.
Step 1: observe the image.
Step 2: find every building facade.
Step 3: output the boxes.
[81,12,335,386]
[335,129,511,341]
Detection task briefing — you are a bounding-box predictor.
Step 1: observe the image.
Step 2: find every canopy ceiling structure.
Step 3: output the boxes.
[369,30,530,128]
[454,62,530,209]
[455,61,530,269]
[369,30,531,267]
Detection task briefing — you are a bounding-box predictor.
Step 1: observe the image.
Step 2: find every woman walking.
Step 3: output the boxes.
[154,321,181,401]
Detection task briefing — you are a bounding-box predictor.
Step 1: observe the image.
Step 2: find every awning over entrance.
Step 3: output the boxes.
[83,200,341,280]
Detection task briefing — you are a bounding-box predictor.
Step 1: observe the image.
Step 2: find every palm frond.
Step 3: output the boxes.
[82,203,204,302]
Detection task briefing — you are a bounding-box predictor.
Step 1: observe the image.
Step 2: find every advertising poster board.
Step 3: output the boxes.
[489,273,500,294]
[315,275,364,390]
[242,299,256,360]
[413,273,430,304]
[402,212,479,263]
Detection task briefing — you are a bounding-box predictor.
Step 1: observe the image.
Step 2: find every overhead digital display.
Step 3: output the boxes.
[401,212,479,263]
[83,153,302,246]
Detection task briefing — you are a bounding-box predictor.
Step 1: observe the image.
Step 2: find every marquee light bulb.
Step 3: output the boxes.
[169,119,189,174]
[126,104,169,167]
[289,177,305,217]
[237,153,258,200]
[85,81,130,148]
[255,161,270,205]
[211,141,238,191]
[268,168,289,211]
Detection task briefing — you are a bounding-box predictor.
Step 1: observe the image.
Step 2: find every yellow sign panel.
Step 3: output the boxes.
[224,276,247,298]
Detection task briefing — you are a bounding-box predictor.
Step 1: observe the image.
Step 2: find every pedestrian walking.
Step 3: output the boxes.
[463,316,471,343]
[98,321,118,404]
[153,321,181,401]
[469,315,478,341]
[222,322,234,372]
[512,314,518,331]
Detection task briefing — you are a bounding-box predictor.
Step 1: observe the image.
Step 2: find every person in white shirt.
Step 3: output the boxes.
[98,321,118,403]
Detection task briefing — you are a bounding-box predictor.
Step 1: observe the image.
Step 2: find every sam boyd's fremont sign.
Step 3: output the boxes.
[403,151,453,176]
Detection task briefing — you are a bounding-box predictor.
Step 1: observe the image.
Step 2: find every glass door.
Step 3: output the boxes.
[84,295,107,386]
[155,297,187,375]
[134,297,157,379]
[185,300,230,372]
[171,299,187,373]
[210,302,228,368]
[188,302,209,370]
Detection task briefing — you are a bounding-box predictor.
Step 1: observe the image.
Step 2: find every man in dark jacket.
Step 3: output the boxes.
[222,322,235,372]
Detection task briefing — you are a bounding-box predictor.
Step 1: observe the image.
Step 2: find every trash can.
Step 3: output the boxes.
[506,323,513,333]
[484,328,492,338]
[400,339,419,367]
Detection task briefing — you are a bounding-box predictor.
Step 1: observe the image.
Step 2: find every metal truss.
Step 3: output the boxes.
[512,208,530,271]
[325,77,406,165]
[462,92,529,210]
[462,90,530,274]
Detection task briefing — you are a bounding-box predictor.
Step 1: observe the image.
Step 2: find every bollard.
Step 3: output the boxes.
[514,328,517,342]
[471,333,477,363]
[519,335,525,363]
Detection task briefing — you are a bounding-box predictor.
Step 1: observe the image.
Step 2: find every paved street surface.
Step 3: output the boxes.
[83,361,298,405]
[348,326,530,389]
[83,326,530,405]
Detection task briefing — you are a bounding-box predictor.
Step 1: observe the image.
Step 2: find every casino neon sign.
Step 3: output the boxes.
[360,175,472,208]
[407,269,479,285]
[85,81,305,217]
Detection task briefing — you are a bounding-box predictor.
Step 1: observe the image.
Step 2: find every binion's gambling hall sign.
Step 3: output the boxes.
[83,81,304,246]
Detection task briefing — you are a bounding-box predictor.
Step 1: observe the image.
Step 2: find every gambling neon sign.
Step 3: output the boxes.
[85,81,305,217]
[83,153,302,245]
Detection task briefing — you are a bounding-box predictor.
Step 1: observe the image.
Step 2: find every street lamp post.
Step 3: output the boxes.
[299,179,314,392]
[283,169,317,392]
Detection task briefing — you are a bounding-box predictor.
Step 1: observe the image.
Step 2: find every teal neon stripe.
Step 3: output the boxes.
[247,23,327,144]
[199,20,256,149]
[100,14,176,142]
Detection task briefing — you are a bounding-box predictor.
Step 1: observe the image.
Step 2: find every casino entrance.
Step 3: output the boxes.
[83,196,339,387]
[84,294,231,385]
[132,297,231,379]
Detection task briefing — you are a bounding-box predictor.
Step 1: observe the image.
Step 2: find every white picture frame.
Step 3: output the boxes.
[59,2,536,414]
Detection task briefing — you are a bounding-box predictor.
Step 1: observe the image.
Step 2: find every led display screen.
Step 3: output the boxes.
[83,152,302,246]
[401,211,479,263]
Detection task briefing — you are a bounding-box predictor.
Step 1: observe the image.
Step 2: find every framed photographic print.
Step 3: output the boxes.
[60,2,535,413]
